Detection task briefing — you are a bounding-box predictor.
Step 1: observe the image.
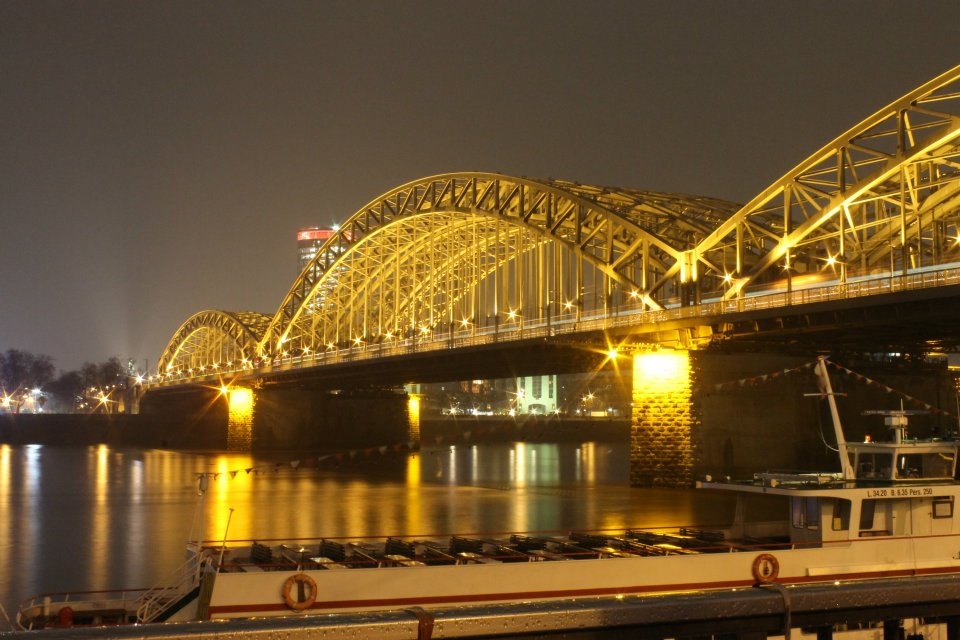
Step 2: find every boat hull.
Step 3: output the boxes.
[206,536,960,618]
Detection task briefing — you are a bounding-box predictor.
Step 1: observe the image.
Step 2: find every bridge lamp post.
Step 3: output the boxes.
[781,261,794,301]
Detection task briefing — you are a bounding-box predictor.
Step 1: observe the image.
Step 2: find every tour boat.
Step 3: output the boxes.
[16,356,960,629]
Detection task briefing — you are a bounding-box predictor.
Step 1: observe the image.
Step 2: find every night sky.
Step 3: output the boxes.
[2,0,959,374]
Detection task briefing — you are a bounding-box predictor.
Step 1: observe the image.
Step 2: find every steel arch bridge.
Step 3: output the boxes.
[155,64,960,382]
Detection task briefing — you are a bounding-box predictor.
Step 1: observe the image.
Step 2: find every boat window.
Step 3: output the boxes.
[897,453,955,479]
[831,499,851,531]
[856,453,894,479]
[859,499,876,530]
[791,497,820,530]
[933,497,954,519]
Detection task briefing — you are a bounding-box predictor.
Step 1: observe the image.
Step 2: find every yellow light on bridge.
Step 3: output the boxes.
[227,387,253,412]
[225,386,254,451]
[634,350,688,384]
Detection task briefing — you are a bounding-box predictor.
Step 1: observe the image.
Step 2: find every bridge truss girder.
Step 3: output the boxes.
[157,310,271,376]
[262,175,741,357]
[155,64,960,378]
[702,65,960,299]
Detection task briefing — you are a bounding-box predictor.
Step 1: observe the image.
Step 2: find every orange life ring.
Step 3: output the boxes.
[282,573,318,611]
[751,553,779,583]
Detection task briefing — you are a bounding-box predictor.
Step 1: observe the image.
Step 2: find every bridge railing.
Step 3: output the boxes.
[148,264,960,387]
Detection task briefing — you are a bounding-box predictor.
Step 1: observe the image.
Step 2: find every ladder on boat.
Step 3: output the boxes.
[134,551,206,624]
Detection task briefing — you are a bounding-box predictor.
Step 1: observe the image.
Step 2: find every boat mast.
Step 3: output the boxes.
[814,356,855,480]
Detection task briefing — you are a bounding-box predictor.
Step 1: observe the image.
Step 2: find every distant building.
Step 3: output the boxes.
[515,375,557,415]
[297,227,336,273]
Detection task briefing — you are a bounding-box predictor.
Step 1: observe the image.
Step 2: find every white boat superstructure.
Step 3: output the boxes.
[17,356,960,629]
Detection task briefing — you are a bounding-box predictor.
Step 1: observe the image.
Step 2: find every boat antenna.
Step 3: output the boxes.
[188,473,210,550]
[811,356,855,480]
[217,507,235,572]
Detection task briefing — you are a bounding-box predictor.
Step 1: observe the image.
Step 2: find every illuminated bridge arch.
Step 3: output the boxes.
[155,64,960,380]
[699,64,960,299]
[261,174,741,357]
[157,310,271,375]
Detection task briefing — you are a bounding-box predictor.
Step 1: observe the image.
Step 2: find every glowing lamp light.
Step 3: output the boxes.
[634,351,689,383]
[227,387,253,412]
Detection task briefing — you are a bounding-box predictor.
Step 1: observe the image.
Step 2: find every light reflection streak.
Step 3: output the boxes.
[207,455,253,542]
[0,446,9,585]
[470,445,480,484]
[88,445,110,583]
[581,442,596,484]
[19,446,40,592]
[446,445,457,485]
[126,456,145,570]
[405,453,421,532]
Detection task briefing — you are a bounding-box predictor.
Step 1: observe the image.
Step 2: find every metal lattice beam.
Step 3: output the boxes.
[155,64,960,379]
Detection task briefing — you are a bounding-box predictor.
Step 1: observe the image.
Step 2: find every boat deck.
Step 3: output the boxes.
[218,528,791,572]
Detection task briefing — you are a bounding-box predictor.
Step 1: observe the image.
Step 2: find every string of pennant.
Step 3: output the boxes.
[711,358,957,423]
[825,360,957,422]
[709,360,817,392]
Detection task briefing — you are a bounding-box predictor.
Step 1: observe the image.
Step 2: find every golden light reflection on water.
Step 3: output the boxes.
[406,453,421,532]
[579,442,596,484]
[0,446,9,568]
[89,445,110,582]
[206,454,254,541]
[0,442,751,615]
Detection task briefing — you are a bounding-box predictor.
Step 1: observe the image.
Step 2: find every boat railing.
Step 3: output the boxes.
[16,588,148,630]
[134,548,206,624]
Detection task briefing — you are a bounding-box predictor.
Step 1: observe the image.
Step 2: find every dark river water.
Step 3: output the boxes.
[0,441,740,623]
